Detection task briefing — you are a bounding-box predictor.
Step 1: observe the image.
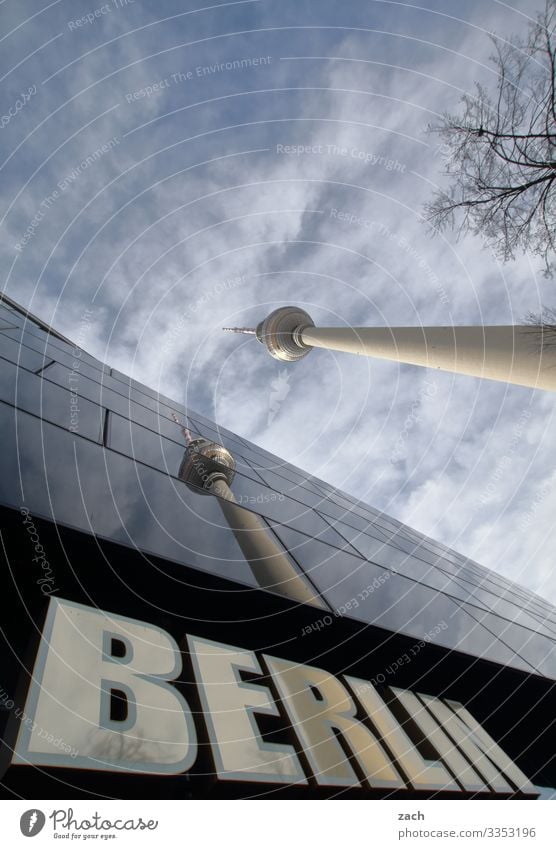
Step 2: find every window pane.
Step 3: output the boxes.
[0,360,103,441]
[441,572,556,638]
[109,414,265,487]
[462,604,556,678]
[0,403,289,593]
[270,524,538,673]
[0,332,49,372]
[42,362,192,442]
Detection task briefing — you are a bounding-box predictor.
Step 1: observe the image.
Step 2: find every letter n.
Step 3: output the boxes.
[12,597,197,774]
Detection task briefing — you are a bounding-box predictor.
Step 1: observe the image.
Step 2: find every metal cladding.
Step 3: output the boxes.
[178,437,236,493]
[255,306,314,362]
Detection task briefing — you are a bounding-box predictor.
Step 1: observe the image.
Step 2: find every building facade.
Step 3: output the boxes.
[1,296,556,799]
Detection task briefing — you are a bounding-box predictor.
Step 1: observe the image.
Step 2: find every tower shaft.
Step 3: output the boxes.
[209,478,324,607]
[237,307,556,391]
[176,434,324,607]
[299,325,555,391]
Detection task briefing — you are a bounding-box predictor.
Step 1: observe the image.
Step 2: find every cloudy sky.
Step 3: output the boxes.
[1,0,555,603]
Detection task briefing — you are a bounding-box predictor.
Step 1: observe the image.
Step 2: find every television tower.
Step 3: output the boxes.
[172,414,324,608]
[224,307,556,391]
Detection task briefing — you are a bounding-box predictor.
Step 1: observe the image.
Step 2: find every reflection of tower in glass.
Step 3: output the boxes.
[224,306,556,391]
[172,414,323,607]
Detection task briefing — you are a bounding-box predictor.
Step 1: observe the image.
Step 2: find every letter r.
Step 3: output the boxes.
[265,657,405,789]
[12,597,197,774]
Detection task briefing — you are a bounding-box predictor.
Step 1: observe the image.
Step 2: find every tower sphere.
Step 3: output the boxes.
[255,306,314,362]
[178,437,236,493]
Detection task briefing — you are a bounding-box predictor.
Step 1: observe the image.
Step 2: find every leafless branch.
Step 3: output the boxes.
[425,0,556,277]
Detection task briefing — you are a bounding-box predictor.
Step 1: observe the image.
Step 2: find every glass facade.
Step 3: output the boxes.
[2,298,556,682]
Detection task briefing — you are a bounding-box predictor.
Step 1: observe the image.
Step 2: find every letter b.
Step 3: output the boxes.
[13,597,197,774]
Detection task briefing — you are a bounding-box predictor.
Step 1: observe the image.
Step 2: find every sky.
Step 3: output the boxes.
[1,0,555,606]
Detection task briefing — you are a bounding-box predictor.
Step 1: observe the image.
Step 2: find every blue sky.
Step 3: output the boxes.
[1,0,555,604]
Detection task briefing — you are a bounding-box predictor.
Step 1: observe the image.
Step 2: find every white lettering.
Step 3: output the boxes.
[188,636,306,784]
[13,597,197,774]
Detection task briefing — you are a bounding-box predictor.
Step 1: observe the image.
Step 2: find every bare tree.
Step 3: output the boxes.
[425,0,556,275]
[524,305,556,343]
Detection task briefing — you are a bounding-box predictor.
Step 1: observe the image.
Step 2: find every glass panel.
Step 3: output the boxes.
[261,466,327,496]
[107,420,360,558]
[316,511,389,546]
[3,324,107,376]
[0,402,298,593]
[0,303,19,318]
[0,322,49,349]
[186,417,259,459]
[232,442,290,471]
[0,360,103,441]
[255,462,329,499]
[36,339,106,382]
[402,540,468,570]
[109,414,267,487]
[263,515,360,556]
[28,328,108,373]
[0,333,50,372]
[317,498,435,558]
[517,632,556,678]
[109,413,186,474]
[0,318,18,330]
[254,466,330,508]
[309,516,494,606]
[462,605,556,679]
[315,496,372,527]
[226,471,338,528]
[109,368,182,411]
[316,506,382,536]
[40,365,334,505]
[190,416,246,445]
[195,416,249,444]
[310,478,337,496]
[458,567,556,623]
[401,548,532,612]
[0,326,21,339]
[300,480,333,500]
[523,599,556,627]
[42,331,95,363]
[43,361,133,413]
[379,532,430,558]
[325,492,369,515]
[182,409,216,428]
[317,513,556,633]
[525,590,556,612]
[272,525,535,672]
[41,362,191,441]
[441,572,556,638]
